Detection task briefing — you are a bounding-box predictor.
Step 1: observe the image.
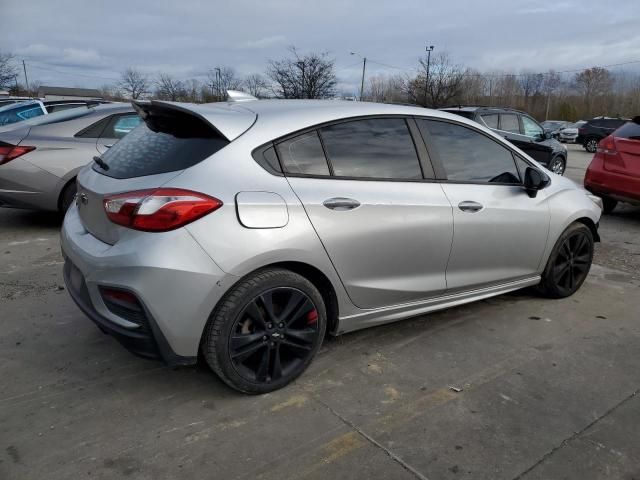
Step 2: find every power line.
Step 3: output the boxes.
[25,62,121,81]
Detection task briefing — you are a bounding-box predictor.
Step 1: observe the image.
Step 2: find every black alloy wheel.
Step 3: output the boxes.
[229,287,320,384]
[538,223,594,298]
[202,268,326,394]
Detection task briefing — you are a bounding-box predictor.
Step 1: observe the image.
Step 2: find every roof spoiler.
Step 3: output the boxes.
[226,90,258,102]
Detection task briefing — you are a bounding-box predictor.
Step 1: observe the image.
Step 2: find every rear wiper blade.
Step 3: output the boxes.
[93,155,109,171]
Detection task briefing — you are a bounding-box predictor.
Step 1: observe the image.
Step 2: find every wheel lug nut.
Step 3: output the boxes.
[278,323,284,328]
[267,323,273,329]
[262,335,268,341]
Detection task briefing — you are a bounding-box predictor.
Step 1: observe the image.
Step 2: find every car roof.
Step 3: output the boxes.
[139,99,478,142]
[440,105,528,115]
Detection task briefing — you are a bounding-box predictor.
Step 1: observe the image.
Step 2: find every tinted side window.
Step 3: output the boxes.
[277,131,329,176]
[75,116,110,138]
[500,114,520,133]
[419,120,520,184]
[481,114,499,129]
[614,121,640,140]
[522,115,543,137]
[102,115,142,139]
[320,118,422,179]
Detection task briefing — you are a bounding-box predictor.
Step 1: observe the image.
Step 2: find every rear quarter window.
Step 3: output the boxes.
[614,121,640,140]
[95,114,228,179]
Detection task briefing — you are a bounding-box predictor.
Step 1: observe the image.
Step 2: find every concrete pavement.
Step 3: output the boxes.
[1,145,639,480]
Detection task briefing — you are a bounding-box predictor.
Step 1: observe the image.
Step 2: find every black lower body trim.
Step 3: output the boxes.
[63,259,196,366]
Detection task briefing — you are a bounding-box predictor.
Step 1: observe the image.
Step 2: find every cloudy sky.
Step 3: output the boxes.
[3,0,640,94]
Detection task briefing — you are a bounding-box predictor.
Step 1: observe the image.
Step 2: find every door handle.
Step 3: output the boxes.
[458,201,483,213]
[104,144,113,148]
[323,197,361,211]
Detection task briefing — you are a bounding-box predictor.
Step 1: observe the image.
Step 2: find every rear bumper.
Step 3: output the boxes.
[584,154,640,204]
[63,259,167,361]
[60,203,238,362]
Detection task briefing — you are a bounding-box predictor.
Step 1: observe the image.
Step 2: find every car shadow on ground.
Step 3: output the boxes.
[0,208,63,231]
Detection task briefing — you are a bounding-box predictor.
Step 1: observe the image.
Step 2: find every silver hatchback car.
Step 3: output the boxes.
[61,98,602,393]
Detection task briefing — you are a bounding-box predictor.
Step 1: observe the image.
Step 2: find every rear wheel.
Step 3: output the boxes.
[602,197,618,214]
[202,268,326,394]
[59,179,77,212]
[584,137,599,153]
[538,223,594,298]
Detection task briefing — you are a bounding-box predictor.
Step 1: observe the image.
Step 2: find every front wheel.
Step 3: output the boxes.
[537,223,594,298]
[202,268,326,394]
[549,156,566,175]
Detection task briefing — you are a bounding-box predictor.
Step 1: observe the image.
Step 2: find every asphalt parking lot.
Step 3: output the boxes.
[1,144,639,480]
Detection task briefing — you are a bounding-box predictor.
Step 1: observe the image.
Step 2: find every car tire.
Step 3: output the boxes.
[549,156,566,175]
[202,268,326,394]
[584,137,599,153]
[537,222,594,299]
[59,179,77,212]
[602,197,618,214]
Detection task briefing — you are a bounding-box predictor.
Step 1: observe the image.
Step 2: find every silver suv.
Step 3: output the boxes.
[61,98,602,393]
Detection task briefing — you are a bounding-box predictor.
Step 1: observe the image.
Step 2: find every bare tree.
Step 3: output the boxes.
[243,73,269,98]
[0,52,18,90]
[206,66,242,100]
[574,67,613,117]
[155,73,185,101]
[267,47,337,99]
[408,52,465,107]
[519,72,544,109]
[119,68,150,100]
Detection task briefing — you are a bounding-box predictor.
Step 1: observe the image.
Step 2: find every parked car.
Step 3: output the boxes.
[440,106,568,175]
[0,97,32,107]
[558,120,586,144]
[0,99,108,127]
[576,117,629,153]
[584,116,640,213]
[541,120,570,139]
[61,98,602,394]
[0,104,140,212]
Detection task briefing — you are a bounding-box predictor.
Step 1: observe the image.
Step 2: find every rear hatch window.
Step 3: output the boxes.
[94,110,229,179]
[614,120,640,140]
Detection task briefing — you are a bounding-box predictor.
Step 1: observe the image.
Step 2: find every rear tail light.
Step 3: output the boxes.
[596,136,617,156]
[0,144,36,166]
[103,188,222,232]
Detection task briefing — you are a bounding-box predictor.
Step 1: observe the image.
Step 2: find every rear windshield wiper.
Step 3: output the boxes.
[93,155,109,171]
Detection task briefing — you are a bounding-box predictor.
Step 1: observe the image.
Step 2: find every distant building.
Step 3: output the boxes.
[38,86,103,101]
[0,90,10,97]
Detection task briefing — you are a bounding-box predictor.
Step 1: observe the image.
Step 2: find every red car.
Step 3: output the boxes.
[584,117,640,213]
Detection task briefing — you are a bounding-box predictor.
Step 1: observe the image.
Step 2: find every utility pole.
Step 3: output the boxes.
[424,45,434,107]
[215,67,221,101]
[545,91,551,120]
[14,75,19,96]
[22,60,30,96]
[488,77,493,106]
[350,52,366,101]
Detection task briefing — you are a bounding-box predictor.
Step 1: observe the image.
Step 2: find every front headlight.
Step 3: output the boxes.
[587,193,603,210]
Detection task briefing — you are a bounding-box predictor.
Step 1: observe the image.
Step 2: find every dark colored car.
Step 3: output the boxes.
[584,117,640,213]
[541,120,570,139]
[440,106,568,175]
[576,117,629,153]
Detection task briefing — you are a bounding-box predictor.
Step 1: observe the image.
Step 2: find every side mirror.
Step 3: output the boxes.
[524,167,550,198]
